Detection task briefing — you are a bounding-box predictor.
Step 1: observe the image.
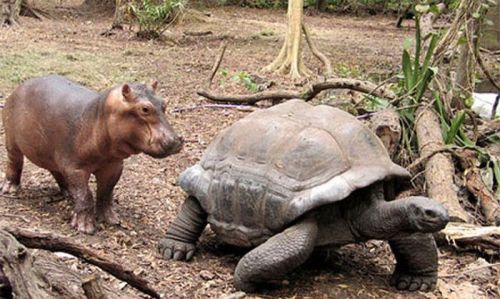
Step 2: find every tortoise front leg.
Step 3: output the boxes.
[234,217,318,292]
[389,233,438,291]
[158,196,207,261]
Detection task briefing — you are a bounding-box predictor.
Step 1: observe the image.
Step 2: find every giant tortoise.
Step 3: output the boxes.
[158,100,449,292]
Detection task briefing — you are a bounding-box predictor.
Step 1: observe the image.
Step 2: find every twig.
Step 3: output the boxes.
[208,42,227,87]
[439,262,500,278]
[406,146,453,171]
[2,214,30,223]
[4,227,160,299]
[173,104,255,113]
[302,24,332,76]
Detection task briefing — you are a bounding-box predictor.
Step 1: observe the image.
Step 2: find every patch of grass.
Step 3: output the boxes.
[0,47,143,93]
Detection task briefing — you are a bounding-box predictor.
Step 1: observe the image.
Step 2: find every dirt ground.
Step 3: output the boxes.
[0,1,498,299]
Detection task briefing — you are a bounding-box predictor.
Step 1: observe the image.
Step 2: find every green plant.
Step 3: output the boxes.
[129,0,185,39]
[232,71,258,92]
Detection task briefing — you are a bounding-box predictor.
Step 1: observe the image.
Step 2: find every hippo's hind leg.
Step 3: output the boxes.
[50,171,69,196]
[234,217,318,292]
[95,162,123,225]
[389,233,438,291]
[1,141,24,194]
[158,196,207,261]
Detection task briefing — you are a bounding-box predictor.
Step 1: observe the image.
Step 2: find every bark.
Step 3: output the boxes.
[434,222,500,257]
[82,275,107,299]
[0,230,126,299]
[198,78,396,104]
[415,106,469,222]
[4,227,160,299]
[0,0,19,26]
[111,0,126,30]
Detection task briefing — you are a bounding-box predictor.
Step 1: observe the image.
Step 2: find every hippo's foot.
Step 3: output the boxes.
[71,211,96,234]
[97,207,120,225]
[158,238,196,261]
[390,268,437,291]
[1,180,19,194]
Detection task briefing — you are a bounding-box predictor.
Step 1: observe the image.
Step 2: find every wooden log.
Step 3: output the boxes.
[0,230,126,299]
[415,106,469,222]
[82,274,107,299]
[435,222,500,256]
[4,227,160,299]
[369,109,401,158]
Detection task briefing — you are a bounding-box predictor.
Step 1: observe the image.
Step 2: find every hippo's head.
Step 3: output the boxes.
[105,82,183,159]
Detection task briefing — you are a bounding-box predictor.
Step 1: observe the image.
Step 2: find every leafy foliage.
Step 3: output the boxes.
[129,0,185,39]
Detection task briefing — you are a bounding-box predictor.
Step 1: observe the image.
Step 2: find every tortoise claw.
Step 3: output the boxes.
[390,269,436,292]
[158,238,196,261]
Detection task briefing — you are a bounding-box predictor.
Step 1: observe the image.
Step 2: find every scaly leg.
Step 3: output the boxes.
[234,217,318,292]
[158,196,207,261]
[389,233,438,291]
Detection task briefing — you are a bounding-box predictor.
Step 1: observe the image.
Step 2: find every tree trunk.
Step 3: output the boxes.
[0,0,19,26]
[111,0,126,29]
[262,0,308,79]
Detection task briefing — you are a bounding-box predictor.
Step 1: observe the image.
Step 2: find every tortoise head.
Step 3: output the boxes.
[405,196,449,232]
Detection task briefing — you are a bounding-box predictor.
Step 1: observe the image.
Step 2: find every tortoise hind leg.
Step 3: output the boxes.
[234,217,318,292]
[158,196,207,261]
[389,233,438,291]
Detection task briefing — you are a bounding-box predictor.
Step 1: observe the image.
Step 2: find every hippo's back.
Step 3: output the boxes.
[2,75,100,170]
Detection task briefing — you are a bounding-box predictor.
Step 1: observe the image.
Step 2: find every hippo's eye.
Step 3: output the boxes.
[139,106,152,115]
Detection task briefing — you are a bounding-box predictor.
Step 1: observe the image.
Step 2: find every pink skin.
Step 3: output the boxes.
[1,75,183,234]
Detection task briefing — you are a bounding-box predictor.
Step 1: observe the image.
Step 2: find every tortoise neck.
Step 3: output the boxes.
[349,186,413,240]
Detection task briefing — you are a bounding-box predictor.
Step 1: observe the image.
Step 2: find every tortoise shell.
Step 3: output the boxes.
[179,100,409,246]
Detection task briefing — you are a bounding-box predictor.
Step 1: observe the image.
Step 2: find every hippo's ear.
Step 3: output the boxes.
[151,80,159,93]
[121,84,136,102]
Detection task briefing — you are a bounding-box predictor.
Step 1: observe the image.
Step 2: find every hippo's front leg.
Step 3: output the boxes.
[65,170,95,234]
[95,162,123,225]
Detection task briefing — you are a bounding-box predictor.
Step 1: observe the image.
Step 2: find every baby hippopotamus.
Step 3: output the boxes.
[1,75,183,234]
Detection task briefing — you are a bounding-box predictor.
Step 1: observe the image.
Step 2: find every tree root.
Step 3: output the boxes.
[198,78,396,104]
[302,24,332,76]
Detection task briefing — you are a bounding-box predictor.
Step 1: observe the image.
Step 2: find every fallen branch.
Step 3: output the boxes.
[477,119,500,144]
[435,222,500,256]
[4,227,160,299]
[415,106,469,222]
[302,24,332,77]
[0,230,127,299]
[198,78,396,104]
[208,42,227,87]
[173,104,256,113]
